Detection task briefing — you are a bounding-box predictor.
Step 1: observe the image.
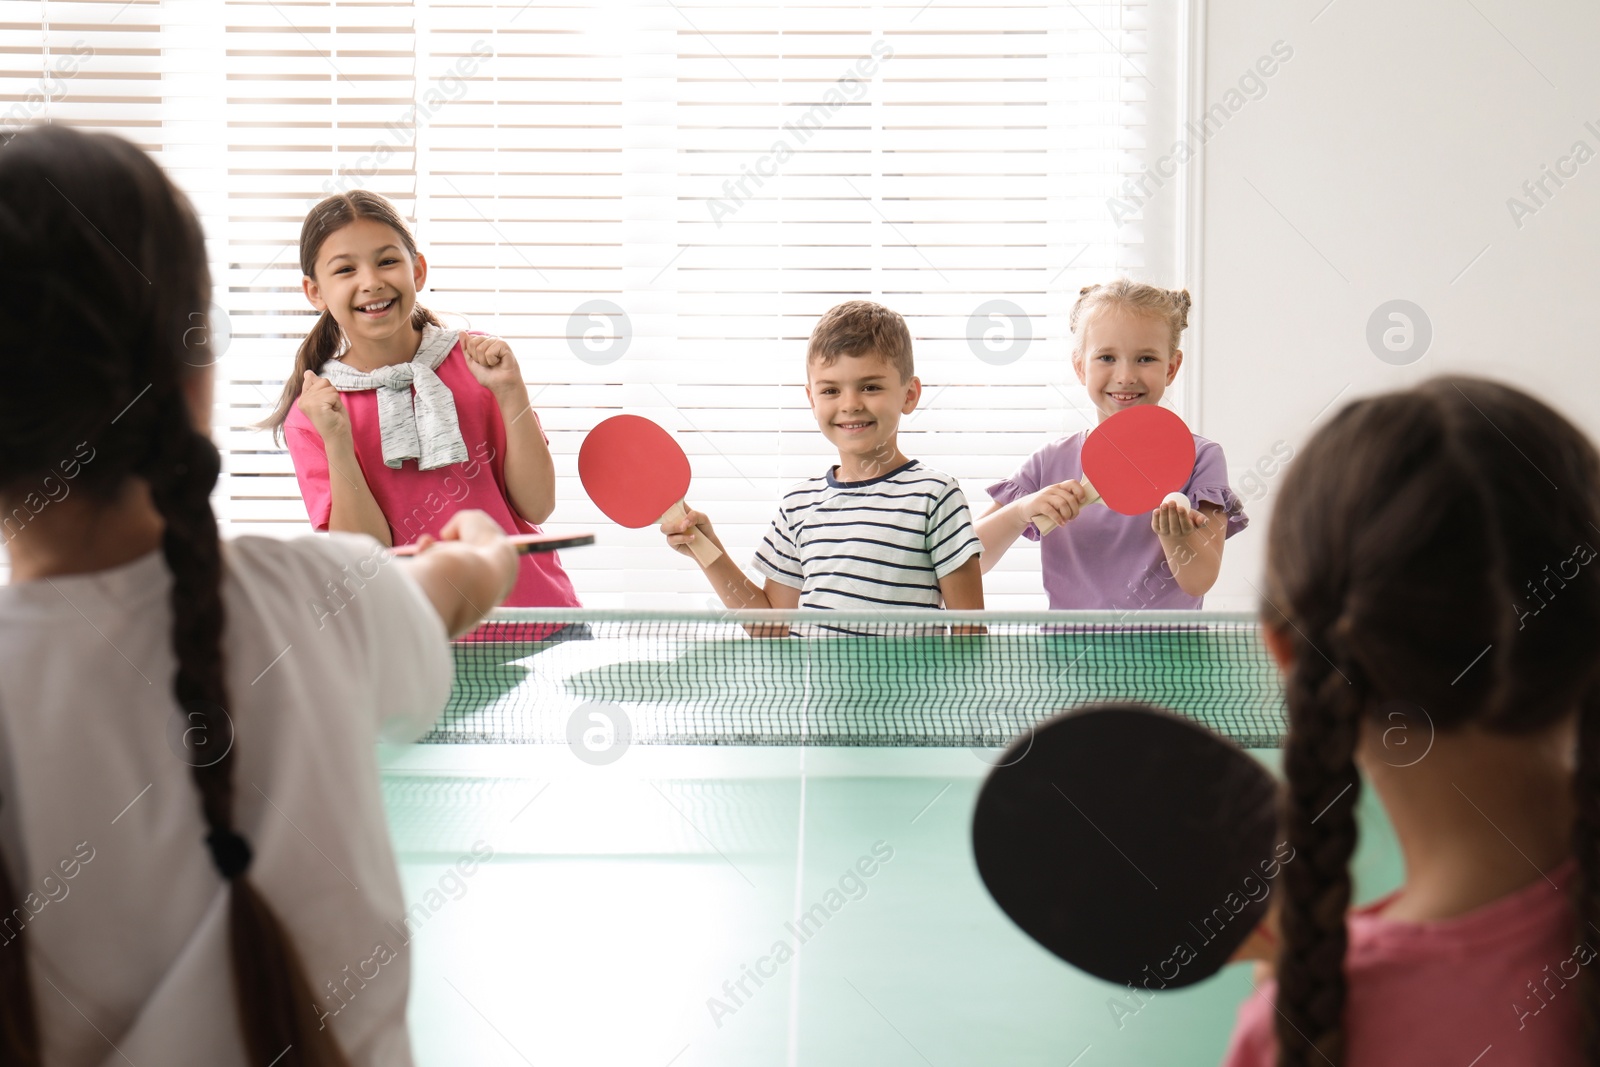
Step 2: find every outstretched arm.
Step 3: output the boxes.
[1155,500,1226,597]
[975,482,1089,572]
[400,510,519,637]
[662,510,799,636]
[662,508,804,608]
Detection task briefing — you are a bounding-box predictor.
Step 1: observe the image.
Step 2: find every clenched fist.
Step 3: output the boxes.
[461,331,525,400]
[297,370,350,443]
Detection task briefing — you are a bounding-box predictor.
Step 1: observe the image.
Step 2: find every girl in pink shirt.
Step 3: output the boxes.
[258,191,581,612]
[1226,378,1600,1066]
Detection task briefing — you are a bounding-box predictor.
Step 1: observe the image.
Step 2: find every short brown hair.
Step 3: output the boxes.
[807,300,914,381]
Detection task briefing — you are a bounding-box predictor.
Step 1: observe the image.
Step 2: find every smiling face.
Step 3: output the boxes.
[806,349,921,474]
[1073,306,1183,422]
[301,217,427,352]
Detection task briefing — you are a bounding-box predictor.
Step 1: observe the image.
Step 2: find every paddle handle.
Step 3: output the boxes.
[661,499,724,567]
[1227,919,1277,966]
[1030,477,1101,537]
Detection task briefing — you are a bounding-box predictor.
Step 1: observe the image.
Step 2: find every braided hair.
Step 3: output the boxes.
[1262,377,1600,1065]
[0,126,351,1066]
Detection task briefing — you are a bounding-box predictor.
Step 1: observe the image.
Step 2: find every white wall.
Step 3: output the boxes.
[1194,0,1600,610]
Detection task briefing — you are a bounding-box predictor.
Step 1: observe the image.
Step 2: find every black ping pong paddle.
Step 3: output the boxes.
[390,531,596,557]
[971,703,1281,989]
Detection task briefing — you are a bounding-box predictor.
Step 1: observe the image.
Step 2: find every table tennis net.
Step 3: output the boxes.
[424,609,1286,748]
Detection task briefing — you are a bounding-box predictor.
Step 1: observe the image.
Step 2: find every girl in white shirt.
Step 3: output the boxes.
[0,126,516,1065]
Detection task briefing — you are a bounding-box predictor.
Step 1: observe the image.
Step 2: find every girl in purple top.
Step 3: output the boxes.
[978,280,1248,610]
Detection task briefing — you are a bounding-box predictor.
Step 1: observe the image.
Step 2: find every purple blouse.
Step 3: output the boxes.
[986,432,1249,611]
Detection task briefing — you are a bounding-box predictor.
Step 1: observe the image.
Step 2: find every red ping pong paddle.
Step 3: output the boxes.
[390,531,596,557]
[1033,404,1197,535]
[579,414,723,567]
[971,703,1282,990]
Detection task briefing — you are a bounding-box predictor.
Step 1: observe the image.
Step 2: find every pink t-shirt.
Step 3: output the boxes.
[1221,859,1583,1067]
[284,338,581,609]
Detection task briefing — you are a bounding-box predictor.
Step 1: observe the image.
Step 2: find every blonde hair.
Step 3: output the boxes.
[1069,279,1191,362]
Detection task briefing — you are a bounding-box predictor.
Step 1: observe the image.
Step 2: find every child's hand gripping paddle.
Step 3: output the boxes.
[971,703,1281,989]
[1033,405,1197,535]
[579,414,723,568]
[390,531,596,557]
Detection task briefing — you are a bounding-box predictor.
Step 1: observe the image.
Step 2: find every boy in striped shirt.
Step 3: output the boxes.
[661,300,985,619]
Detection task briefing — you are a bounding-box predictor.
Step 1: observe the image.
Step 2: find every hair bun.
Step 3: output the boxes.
[1067,277,1191,358]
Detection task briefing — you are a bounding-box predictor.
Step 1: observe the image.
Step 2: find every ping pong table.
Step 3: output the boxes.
[380,609,1403,1066]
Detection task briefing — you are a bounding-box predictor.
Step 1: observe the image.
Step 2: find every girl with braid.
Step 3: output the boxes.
[1224,377,1600,1066]
[0,127,516,1064]
[258,189,582,618]
[978,279,1248,610]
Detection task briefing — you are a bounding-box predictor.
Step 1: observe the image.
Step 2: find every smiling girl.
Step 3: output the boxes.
[259,191,580,612]
[976,280,1248,610]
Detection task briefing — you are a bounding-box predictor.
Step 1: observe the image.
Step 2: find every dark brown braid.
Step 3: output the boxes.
[1263,377,1600,1066]
[0,126,352,1065]
[0,860,38,1062]
[143,410,351,1065]
[1273,637,1363,1066]
[1575,685,1600,1063]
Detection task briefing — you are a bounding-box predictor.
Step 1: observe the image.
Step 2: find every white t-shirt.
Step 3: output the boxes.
[0,532,452,1066]
[751,459,981,613]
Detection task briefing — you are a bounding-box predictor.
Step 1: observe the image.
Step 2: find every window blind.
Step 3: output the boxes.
[3,0,1186,608]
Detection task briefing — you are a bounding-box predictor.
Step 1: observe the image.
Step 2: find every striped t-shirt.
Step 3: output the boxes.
[751,459,982,612]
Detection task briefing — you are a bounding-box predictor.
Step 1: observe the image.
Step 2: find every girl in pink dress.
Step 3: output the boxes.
[259,191,581,616]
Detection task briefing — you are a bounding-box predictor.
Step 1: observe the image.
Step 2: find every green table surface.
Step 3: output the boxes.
[380,745,1403,1066]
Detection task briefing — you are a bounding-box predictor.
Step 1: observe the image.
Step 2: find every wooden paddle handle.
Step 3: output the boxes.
[1227,918,1277,966]
[1030,478,1101,537]
[661,499,724,567]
